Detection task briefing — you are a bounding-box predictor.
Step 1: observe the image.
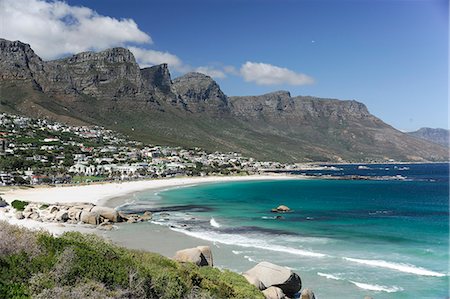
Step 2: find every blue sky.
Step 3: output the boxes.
[1,0,448,131]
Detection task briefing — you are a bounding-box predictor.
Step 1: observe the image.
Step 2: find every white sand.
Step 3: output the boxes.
[0,174,297,235]
[1,174,296,206]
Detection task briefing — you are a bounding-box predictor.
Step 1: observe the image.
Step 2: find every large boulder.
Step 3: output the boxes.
[80,211,100,225]
[67,207,83,221]
[243,273,266,290]
[196,246,213,266]
[262,286,286,299]
[300,288,316,299]
[90,206,121,222]
[47,205,59,214]
[55,210,69,222]
[173,246,213,267]
[243,262,301,297]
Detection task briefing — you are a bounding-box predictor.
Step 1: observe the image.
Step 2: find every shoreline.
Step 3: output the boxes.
[0,174,300,235]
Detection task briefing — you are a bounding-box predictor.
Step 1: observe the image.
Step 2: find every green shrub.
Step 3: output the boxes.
[11,200,29,211]
[39,204,49,210]
[0,222,264,299]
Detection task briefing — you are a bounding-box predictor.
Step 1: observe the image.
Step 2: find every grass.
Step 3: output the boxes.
[10,200,29,211]
[71,175,107,184]
[0,221,263,299]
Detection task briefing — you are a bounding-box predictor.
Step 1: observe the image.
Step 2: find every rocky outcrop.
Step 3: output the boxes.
[173,246,213,267]
[0,39,46,83]
[243,261,302,297]
[8,202,151,228]
[141,63,172,94]
[172,72,230,114]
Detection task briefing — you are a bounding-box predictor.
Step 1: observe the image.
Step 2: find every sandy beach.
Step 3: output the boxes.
[0,174,297,235]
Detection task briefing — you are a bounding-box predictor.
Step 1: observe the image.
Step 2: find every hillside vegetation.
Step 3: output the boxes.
[0,221,263,299]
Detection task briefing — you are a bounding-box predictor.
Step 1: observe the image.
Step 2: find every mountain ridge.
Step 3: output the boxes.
[408,128,449,148]
[0,39,447,162]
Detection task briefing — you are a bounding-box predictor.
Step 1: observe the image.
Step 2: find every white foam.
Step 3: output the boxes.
[343,257,446,277]
[244,255,257,263]
[232,250,242,255]
[317,272,341,280]
[349,281,403,293]
[168,227,327,258]
[210,217,221,228]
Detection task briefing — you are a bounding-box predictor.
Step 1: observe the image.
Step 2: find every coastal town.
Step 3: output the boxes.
[0,113,294,186]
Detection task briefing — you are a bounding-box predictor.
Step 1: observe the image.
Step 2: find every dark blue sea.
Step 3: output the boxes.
[119,163,449,298]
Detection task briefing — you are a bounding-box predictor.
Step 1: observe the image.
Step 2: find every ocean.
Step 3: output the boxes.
[115,163,449,298]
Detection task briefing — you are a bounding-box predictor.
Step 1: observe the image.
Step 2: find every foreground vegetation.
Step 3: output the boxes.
[0,221,263,299]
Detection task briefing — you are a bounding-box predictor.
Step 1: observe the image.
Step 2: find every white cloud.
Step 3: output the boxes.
[0,0,151,59]
[240,61,314,86]
[194,66,227,79]
[128,46,183,70]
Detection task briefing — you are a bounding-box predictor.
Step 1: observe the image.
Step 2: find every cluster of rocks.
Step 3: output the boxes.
[11,202,152,231]
[173,246,316,299]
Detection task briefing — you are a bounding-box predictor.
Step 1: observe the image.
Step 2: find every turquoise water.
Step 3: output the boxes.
[120,164,449,298]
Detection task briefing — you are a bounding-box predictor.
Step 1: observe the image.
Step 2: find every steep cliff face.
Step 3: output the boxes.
[0,39,46,85]
[172,72,230,114]
[44,48,146,101]
[0,38,448,162]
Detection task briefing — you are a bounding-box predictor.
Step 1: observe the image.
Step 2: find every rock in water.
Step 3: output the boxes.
[173,246,213,267]
[271,205,291,213]
[277,205,291,212]
[262,286,286,299]
[97,222,114,231]
[243,261,301,297]
[15,212,24,220]
[300,288,316,299]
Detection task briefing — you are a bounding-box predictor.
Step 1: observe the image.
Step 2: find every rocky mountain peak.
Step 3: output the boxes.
[0,39,45,81]
[141,63,172,93]
[172,72,229,114]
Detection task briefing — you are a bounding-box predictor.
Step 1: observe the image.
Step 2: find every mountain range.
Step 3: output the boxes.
[407,128,449,148]
[0,38,447,162]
